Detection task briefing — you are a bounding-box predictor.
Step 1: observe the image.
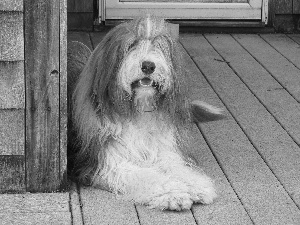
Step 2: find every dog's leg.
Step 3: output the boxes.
[158,151,217,205]
[93,162,195,211]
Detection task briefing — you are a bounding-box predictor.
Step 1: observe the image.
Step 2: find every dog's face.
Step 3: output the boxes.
[86,16,187,118]
[119,25,172,94]
[119,37,172,112]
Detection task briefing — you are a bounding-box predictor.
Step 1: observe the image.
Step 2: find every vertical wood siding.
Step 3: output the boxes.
[294,0,300,14]
[67,0,94,31]
[274,0,293,14]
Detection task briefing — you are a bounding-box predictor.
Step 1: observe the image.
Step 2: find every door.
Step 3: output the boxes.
[101,0,267,23]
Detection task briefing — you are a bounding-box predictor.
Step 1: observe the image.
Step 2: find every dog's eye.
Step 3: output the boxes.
[127,40,138,51]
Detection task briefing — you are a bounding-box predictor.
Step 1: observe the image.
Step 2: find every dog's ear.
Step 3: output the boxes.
[191,100,226,123]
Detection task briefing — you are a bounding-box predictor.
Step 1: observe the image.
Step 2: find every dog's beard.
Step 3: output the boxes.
[131,77,159,112]
[134,86,157,112]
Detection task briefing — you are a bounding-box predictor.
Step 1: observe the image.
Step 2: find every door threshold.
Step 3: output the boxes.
[94,19,274,33]
[101,19,265,27]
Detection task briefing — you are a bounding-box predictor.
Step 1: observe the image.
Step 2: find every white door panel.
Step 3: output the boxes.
[101,0,266,22]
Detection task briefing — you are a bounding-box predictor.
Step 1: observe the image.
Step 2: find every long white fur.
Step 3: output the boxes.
[71,15,219,211]
[92,113,216,210]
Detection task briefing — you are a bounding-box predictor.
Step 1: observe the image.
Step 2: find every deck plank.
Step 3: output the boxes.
[260,34,300,69]
[70,183,84,225]
[204,34,300,146]
[287,34,300,45]
[0,193,70,212]
[232,34,300,102]
[0,193,71,225]
[136,205,196,225]
[80,187,140,225]
[202,33,300,207]
[180,34,300,225]
[0,212,71,225]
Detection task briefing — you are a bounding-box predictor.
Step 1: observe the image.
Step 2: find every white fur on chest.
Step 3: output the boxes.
[108,113,177,167]
[95,113,182,192]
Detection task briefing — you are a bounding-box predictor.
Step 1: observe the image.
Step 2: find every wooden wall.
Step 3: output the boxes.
[269,0,300,32]
[0,0,67,193]
[68,0,95,31]
[0,0,25,193]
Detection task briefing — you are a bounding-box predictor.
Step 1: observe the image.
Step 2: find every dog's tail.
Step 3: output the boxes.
[191,100,225,123]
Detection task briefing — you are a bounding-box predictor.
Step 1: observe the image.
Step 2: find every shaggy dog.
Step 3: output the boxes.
[68,16,223,211]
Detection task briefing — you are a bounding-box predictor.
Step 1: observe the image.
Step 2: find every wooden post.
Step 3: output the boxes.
[24,0,67,192]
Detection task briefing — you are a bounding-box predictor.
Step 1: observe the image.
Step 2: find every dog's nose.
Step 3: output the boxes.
[141,61,156,75]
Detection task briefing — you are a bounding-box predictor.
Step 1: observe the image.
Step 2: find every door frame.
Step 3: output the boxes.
[98,0,269,24]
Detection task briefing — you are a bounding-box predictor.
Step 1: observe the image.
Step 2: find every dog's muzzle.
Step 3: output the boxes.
[130,61,167,113]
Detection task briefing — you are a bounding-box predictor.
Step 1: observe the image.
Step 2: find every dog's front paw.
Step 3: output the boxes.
[187,177,217,204]
[145,180,193,211]
[147,192,193,211]
[190,186,217,205]
[170,167,217,205]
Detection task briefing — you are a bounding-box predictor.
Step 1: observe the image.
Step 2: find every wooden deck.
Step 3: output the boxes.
[2,32,299,225]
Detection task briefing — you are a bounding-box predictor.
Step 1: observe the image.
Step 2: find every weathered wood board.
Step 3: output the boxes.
[0,193,71,225]
[0,1,25,193]
[80,187,140,225]
[232,34,300,102]
[260,34,300,69]
[0,13,24,61]
[287,34,300,45]
[0,155,25,193]
[274,0,293,14]
[0,62,25,109]
[0,0,23,11]
[0,110,24,155]
[205,33,300,207]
